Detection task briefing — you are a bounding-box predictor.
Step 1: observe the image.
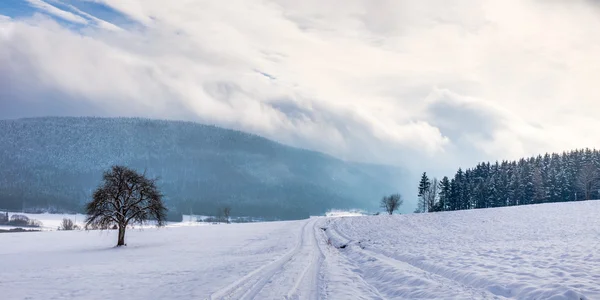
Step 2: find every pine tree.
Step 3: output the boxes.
[438,176,451,211]
[417,148,600,213]
[416,172,431,213]
[532,166,545,204]
[521,161,535,205]
[507,170,519,206]
[455,168,466,210]
[474,176,487,209]
[448,178,460,211]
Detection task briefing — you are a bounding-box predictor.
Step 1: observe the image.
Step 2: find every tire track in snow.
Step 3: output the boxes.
[209,218,323,300]
[283,220,325,299]
[326,220,503,299]
[256,217,324,299]
[315,219,388,300]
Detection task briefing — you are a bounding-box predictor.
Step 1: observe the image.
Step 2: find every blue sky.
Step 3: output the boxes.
[0,0,133,30]
[2,0,600,177]
[0,0,34,18]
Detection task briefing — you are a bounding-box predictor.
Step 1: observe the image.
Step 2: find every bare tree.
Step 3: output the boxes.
[380,194,403,215]
[577,163,599,200]
[416,175,439,213]
[222,206,231,224]
[85,166,167,246]
[426,178,439,212]
[60,218,76,230]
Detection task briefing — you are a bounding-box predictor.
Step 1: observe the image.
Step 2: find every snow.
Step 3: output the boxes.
[3,212,88,230]
[1,220,306,299]
[0,213,212,231]
[323,201,600,299]
[325,209,365,218]
[1,201,599,299]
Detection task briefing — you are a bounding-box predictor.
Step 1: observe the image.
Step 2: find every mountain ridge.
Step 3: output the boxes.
[0,116,406,219]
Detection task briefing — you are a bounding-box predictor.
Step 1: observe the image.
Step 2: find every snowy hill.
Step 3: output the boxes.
[323,200,600,299]
[1,201,599,299]
[0,117,406,219]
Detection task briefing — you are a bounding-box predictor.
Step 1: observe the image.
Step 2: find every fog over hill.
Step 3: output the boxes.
[0,117,407,219]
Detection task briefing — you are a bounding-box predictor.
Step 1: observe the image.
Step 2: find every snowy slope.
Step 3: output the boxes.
[2,201,599,300]
[0,117,407,218]
[0,220,297,299]
[324,200,600,299]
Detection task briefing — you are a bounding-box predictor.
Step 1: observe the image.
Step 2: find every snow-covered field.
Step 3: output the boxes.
[1,219,310,299]
[1,201,599,299]
[1,212,88,231]
[0,213,215,231]
[324,200,600,299]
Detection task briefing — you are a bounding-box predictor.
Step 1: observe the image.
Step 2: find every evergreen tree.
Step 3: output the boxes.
[416,172,431,213]
[507,170,519,206]
[474,176,487,209]
[448,178,460,211]
[454,169,466,210]
[417,148,600,213]
[438,176,451,211]
[521,162,535,206]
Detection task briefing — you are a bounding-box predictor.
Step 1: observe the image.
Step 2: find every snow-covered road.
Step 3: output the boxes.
[210,217,325,300]
[2,201,599,299]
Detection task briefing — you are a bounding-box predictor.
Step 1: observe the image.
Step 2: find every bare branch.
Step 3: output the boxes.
[380,194,403,215]
[85,165,167,246]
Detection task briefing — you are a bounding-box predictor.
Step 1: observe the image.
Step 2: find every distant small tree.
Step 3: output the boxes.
[60,218,76,231]
[222,206,231,224]
[0,211,7,224]
[380,194,403,215]
[85,166,167,246]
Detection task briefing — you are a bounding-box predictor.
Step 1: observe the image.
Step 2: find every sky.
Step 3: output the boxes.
[2,0,600,178]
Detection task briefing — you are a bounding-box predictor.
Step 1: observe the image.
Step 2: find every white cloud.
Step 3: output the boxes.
[23,0,122,31]
[24,0,88,24]
[3,0,600,177]
[56,1,122,31]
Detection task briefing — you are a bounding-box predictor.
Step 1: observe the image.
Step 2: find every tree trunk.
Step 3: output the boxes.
[117,225,126,246]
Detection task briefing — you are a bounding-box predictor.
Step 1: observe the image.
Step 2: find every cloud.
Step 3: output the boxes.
[24,0,88,24]
[2,0,600,181]
[56,1,122,31]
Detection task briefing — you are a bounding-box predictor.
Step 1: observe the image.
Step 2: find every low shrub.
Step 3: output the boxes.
[59,218,77,230]
[9,214,30,227]
[8,215,43,227]
[28,219,43,227]
[198,217,222,224]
